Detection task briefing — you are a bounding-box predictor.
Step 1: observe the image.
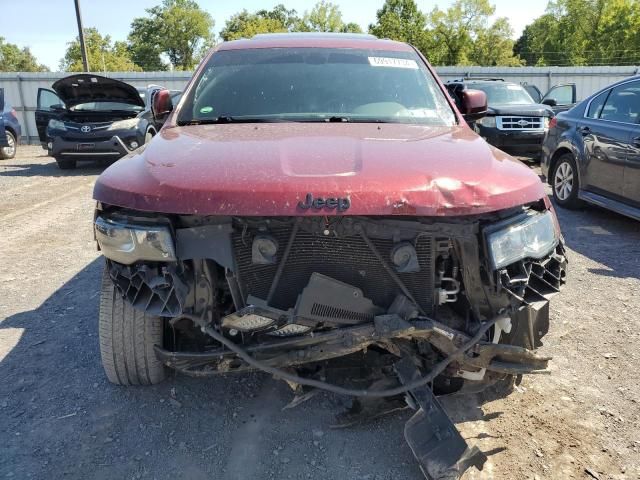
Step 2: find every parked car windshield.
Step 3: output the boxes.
[471,83,535,106]
[178,47,456,125]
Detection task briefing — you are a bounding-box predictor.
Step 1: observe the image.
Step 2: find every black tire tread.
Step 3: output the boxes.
[99,267,165,385]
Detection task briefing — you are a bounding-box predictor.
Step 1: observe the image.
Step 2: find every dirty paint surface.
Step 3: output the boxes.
[93,123,544,216]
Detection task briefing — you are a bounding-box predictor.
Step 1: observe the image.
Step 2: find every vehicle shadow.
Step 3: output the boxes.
[1,257,508,479]
[0,159,108,178]
[553,198,640,280]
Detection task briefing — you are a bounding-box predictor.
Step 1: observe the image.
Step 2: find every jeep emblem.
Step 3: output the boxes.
[298,193,350,212]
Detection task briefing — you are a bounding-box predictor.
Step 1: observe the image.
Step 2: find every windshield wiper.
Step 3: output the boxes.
[177,116,290,126]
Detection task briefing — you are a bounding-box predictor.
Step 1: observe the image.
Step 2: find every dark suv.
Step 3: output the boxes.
[446,78,554,155]
[34,74,180,169]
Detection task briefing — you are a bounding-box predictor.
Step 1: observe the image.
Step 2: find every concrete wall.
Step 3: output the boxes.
[2,67,640,144]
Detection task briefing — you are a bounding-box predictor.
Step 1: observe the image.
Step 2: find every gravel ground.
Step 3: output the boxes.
[1,146,639,480]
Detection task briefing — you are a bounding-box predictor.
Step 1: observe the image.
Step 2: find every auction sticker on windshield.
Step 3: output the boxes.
[368,57,418,69]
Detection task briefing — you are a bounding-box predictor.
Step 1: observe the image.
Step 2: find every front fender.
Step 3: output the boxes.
[544,130,581,185]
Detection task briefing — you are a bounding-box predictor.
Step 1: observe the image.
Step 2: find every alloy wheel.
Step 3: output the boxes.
[554,161,574,201]
[1,133,15,158]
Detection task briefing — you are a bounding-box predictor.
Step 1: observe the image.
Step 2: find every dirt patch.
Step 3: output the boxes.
[1,148,639,479]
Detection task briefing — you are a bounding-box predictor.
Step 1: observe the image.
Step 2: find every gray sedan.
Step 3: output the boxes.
[542,76,640,221]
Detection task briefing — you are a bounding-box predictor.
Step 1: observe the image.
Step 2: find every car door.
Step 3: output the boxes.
[0,88,7,148]
[625,123,640,204]
[522,83,542,103]
[579,82,638,199]
[542,84,576,113]
[35,88,65,144]
[619,84,640,205]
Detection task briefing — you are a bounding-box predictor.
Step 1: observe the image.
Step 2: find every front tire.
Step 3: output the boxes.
[0,131,17,159]
[551,154,582,208]
[99,266,166,385]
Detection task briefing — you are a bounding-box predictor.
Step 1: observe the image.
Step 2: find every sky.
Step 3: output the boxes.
[1,0,549,71]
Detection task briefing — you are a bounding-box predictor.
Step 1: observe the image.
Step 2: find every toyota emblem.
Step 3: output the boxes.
[80,125,92,133]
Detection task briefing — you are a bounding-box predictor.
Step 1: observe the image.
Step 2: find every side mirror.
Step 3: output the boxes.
[541,97,557,107]
[460,89,487,121]
[152,89,173,123]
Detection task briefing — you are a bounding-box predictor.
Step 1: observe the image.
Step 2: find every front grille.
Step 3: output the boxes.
[496,116,544,131]
[63,122,112,131]
[232,224,435,314]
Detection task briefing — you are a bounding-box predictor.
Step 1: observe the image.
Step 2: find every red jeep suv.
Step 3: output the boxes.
[92,33,566,478]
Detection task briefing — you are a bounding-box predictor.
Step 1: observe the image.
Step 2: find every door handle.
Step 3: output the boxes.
[577,126,591,135]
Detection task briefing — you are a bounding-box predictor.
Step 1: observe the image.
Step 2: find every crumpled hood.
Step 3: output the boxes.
[53,74,144,109]
[488,104,554,117]
[94,123,545,216]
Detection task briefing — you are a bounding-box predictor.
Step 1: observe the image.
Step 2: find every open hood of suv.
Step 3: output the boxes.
[94,123,545,216]
[52,74,144,108]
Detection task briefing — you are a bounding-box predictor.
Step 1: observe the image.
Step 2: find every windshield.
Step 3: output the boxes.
[178,47,456,125]
[72,101,143,112]
[471,83,535,106]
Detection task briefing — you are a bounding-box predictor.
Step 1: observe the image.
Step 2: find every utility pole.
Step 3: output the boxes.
[74,0,90,72]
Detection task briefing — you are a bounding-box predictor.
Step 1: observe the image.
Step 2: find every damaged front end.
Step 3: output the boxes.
[94,202,566,479]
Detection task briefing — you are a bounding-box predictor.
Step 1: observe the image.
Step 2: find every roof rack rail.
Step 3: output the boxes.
[463,77,505,81]
[252,33,378,40]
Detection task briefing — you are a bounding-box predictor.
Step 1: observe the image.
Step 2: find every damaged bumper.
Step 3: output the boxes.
[95,205,567,479]
[154,310,551,378]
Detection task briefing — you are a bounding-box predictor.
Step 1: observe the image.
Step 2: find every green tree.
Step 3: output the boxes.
[470,18,523,66]
[220,5,297,41]
[514,14,559,66]
[429,0,498,65]
[61,28,141,72]
[0,37,48,72]
[128,0,214,71]
[297,1,362,33]
[221,2,361,39]
[128,16,167,71]
[516,0,640,66]
[368,0,429,50]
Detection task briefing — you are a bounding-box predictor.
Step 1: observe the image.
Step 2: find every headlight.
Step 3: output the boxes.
[477,116,496,128]
[48,119,67,131]
[544,117,551,130]
[486,211,558,270]
[108,119,139,130]
[95,217,176,265]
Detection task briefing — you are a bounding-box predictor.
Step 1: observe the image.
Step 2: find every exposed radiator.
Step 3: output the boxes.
[232,223,436,314]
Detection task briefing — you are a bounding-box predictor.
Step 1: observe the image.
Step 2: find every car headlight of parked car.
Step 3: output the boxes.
[108,118,139,130]
[48,119,67,131]
[486,210,558,270]
[95,217,176,265]
[476,116,496,128]
[544,117,551,130]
